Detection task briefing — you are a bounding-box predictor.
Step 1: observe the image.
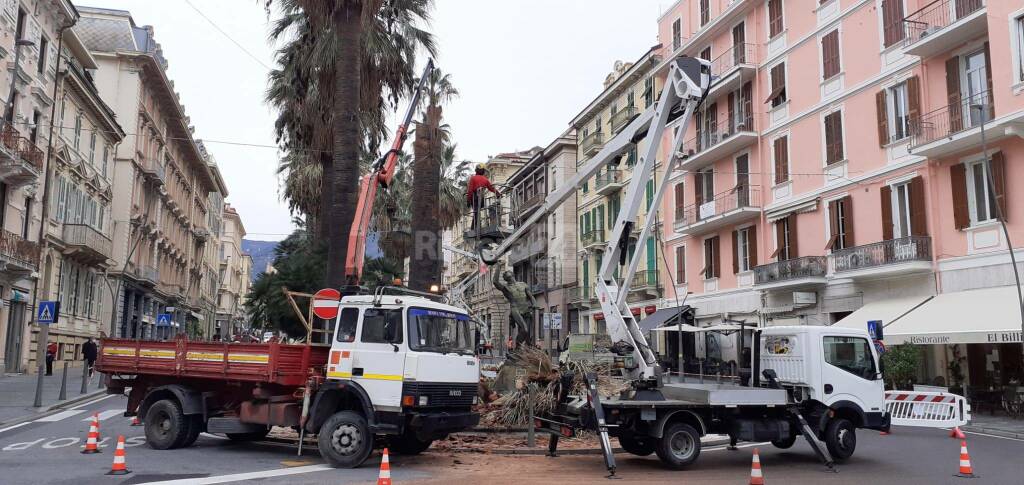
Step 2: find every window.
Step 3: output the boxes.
[767,63,786,107]
[103,145,110,177]
[961,48,990,127]
[38,36,48,74]
[645,179,654,211]
[626,90,635,108]
[880,0,905,48]
[672,18,682,51]
[699,0,710,27]
[967,160,996,224]
[733,227,754,273]
[699,46,711,62]
[361,308,403,344]
[768,0,784,38]
[823,336,877,380]
[826,197,852,251]
[15,8,26,40]
[335,308,359,343]
[823,111,844,165]
[772,136,789,184]
[30,110,40,144]
[594,115,602,134]
[697,168,714,204]
[773,215,796,261]
[887,82,909,142]
[74,113,82,149]
[89,133,96,163]
[675,246,686,284]
[733,23,747,64]
[702,236,720,279]
[643,76,655,108]
[1016,14,1024,84]
[22,196,31,238]
[408,308,474,354]
[821,30,840,80]
[891,182,912,239]
[673,182,685,215]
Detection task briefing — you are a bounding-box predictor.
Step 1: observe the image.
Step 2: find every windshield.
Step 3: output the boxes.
[408,308,475,355]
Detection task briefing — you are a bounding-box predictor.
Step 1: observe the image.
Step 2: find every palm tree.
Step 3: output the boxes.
[409,68,458,291]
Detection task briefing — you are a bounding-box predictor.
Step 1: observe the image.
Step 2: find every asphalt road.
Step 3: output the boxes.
[0,394,1021,484]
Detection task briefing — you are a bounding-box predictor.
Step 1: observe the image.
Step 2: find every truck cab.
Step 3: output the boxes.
[311,292,480,467]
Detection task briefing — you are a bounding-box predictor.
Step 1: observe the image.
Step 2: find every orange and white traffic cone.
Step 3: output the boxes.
[749,447,764,485]
[81,415,101,454]
[955,440,976,478]
[130,415,141,426]
[106,435,131,475]
[377,448,392,485]
[950,426,966,439]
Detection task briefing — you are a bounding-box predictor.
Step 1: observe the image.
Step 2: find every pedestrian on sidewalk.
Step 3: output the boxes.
[45,340,58,376]
[83,337,98,378]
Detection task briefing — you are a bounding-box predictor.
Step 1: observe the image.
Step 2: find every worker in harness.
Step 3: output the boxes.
[466,164,500,230]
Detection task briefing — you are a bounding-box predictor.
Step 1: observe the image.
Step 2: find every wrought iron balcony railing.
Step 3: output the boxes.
[610,106,639,134]
[674,186,760,228]
[910,90,992,148]
[754,256,828,285]
[829,236,932,273]
[903,0,985,47]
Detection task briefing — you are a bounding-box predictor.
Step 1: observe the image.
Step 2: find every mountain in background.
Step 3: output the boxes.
[242,239,279,282]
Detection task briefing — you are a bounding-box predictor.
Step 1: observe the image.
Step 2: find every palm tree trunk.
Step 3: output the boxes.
[409,105,443,291]
[326,2,365,288]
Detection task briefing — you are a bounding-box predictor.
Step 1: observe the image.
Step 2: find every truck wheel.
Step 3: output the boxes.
[390,435,433,455]
[655,423,701,469]
[181,415,204,447]
[618,434,656,456]
[226,428,270,441]
[318,411,374,468]
[824,418,856,462]
[771,435,796,449]
[145,399,189,450]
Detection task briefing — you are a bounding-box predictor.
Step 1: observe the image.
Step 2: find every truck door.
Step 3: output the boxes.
[820,335,884,414]
[327,307,359,380]
[352,307,406,410]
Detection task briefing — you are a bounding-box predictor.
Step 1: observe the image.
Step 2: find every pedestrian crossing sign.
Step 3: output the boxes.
[37,301,59,325]
[157,313,172,327]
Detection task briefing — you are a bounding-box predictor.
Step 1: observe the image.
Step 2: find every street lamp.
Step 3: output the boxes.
[5,39,36,130]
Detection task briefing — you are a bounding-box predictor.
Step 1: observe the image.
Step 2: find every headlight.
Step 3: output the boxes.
[418,395,429,406]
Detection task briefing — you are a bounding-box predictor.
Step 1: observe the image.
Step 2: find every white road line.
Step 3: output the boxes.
[69,394,114,410]
[0,422,32,433]
[137,464,334,484]
[84,409,123,421]
[963,430,1024,442]
[34,409,86,422]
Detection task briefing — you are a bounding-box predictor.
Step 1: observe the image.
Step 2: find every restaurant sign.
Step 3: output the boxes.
[893,331,1022,345]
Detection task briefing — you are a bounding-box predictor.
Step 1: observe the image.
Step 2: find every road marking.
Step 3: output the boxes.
[42,437,79,449]
[83,409,122,421]
[69,394,114,410]
[963,430,1024,442]
[0,422,31,433]
[34,409,86,422]
[137,464,334,484]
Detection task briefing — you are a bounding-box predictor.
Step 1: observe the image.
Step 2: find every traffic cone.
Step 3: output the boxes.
[81,415,101,454]
[749,447,764,485]
[950,426,966,439]
[130,415,141,426]
[879,429,891,436]
[106,435,131,475]
[377,448,391,485]
[954,440,976,478]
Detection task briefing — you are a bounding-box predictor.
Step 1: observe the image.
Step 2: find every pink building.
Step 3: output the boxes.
[653,0,1023,390]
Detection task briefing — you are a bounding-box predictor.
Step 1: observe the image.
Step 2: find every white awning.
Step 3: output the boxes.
[881,286,1023,345]
[650,323,700,333]
[650,323,747,333]
[832,295,933,333]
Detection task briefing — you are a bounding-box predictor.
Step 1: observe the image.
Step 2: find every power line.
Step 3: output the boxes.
[184,0,274,71]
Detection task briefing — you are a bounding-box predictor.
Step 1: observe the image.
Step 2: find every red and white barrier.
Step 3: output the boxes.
[884,391,971,428]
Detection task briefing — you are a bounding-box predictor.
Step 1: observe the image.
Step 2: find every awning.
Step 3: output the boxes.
[651,323,747,333]
[832,295,933,333]
[637,306,693,332]
[881,286,1023,345]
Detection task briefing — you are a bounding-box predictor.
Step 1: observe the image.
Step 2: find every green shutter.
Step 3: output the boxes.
[579,215,585,241]
[582,260,589,295]
[597,205,605,230]
[646,237,657,283]
[583,180,589,193]
[645,180,654,210]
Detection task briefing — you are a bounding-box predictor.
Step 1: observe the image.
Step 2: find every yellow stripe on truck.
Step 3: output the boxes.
[326,371,402,381]
[139,349,175,359]
[227,354,270,363]
[102,348,136,356]
[186,352,224,362]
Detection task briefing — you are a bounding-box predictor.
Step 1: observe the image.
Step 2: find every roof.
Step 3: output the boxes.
[74,13,138,53]
[638,305,694,332]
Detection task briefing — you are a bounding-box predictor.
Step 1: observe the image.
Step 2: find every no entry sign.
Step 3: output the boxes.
[312,288,342,319]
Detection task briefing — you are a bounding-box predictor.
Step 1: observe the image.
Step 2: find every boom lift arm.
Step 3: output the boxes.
[478,56,710,382]
[345,59,436,285]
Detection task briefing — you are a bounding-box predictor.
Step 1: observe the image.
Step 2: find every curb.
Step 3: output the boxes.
[961,426,1024,441]
[0,389,108,428]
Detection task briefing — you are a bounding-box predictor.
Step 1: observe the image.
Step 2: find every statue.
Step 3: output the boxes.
[492,262,539,351]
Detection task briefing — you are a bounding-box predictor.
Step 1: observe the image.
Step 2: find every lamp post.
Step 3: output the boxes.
[971,103,1024,358]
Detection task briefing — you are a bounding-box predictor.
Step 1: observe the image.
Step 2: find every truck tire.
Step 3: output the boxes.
[318,411,374,468]
[145,399,189,450]
[771,435,797,449]
[655,423,701,469]
[226,428,270,441]
[181,416,204,448]
[390,435,433,455]
[618,434,656,456]
[824,418,856,462]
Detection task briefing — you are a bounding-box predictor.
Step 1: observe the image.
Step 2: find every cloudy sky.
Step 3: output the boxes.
[84,0,672,241]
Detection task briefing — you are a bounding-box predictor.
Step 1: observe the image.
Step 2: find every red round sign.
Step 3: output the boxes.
[312,288,342,319]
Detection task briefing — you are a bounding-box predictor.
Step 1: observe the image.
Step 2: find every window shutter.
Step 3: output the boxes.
[875,89,889,146]
[822,30,839,79]
[946,57,962,132]
[748,227,758,267]
[788,214,799,258]
[675,246,686,284]
[991,151,1007,221]
[674,183,685,210]
[728,91,736,132]
[598,205,605,230]
[834,114,844,162]
[707,102,718,140]
[732,230,740,274]
[694,172,704,206]
[907,76,921,136]
[703,239,712,279]
[712,236,721,278]
[843,196,854,247]
[768,0,783,38]
[826,200,839,250]
[983,42,993,103]
[950,164,970,230]
[909,176,927,236]
[773,220,784,260]
[741,82,753,129]
[774,137,789,184]
[876,184,892,240]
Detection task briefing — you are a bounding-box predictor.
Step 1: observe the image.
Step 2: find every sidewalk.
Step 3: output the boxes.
[0,362,105,425]
[963,414,1024,440]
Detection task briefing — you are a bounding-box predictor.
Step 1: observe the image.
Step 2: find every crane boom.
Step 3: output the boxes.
[345,59,436,285]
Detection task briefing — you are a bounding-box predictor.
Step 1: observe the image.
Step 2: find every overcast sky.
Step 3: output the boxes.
[83,0,672,241]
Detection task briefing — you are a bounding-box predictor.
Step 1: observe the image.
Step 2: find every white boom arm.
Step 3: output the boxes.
[479,56,710,380]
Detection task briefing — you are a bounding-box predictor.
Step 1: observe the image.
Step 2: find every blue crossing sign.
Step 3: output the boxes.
[156,313,172,327]
[37,301,59,325]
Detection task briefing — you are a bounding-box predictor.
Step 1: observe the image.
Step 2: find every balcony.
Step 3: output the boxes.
[679,115,756,172]
[193,226,211,242]
[139,265,159,287]
[567,286,595,308]
[139,160,166,186]
[754,256,828,290]
[610,106,639,134]
[629,269,661,300]
[903,0,987,59]
[673,186,760,235]
[0,230,40,275]
[579,132,605,158]
[581,229,606,251]
[706,43,758,101]
[0,126,43,188]
[530,268,549,294]
[515,192,545,223]
[595,169,624,195]
[62,224,112,265]
[909,90,996,158]
[829,237,932,280]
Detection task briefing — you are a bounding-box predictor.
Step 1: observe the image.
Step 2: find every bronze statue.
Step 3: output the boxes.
[492,262,539,350]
